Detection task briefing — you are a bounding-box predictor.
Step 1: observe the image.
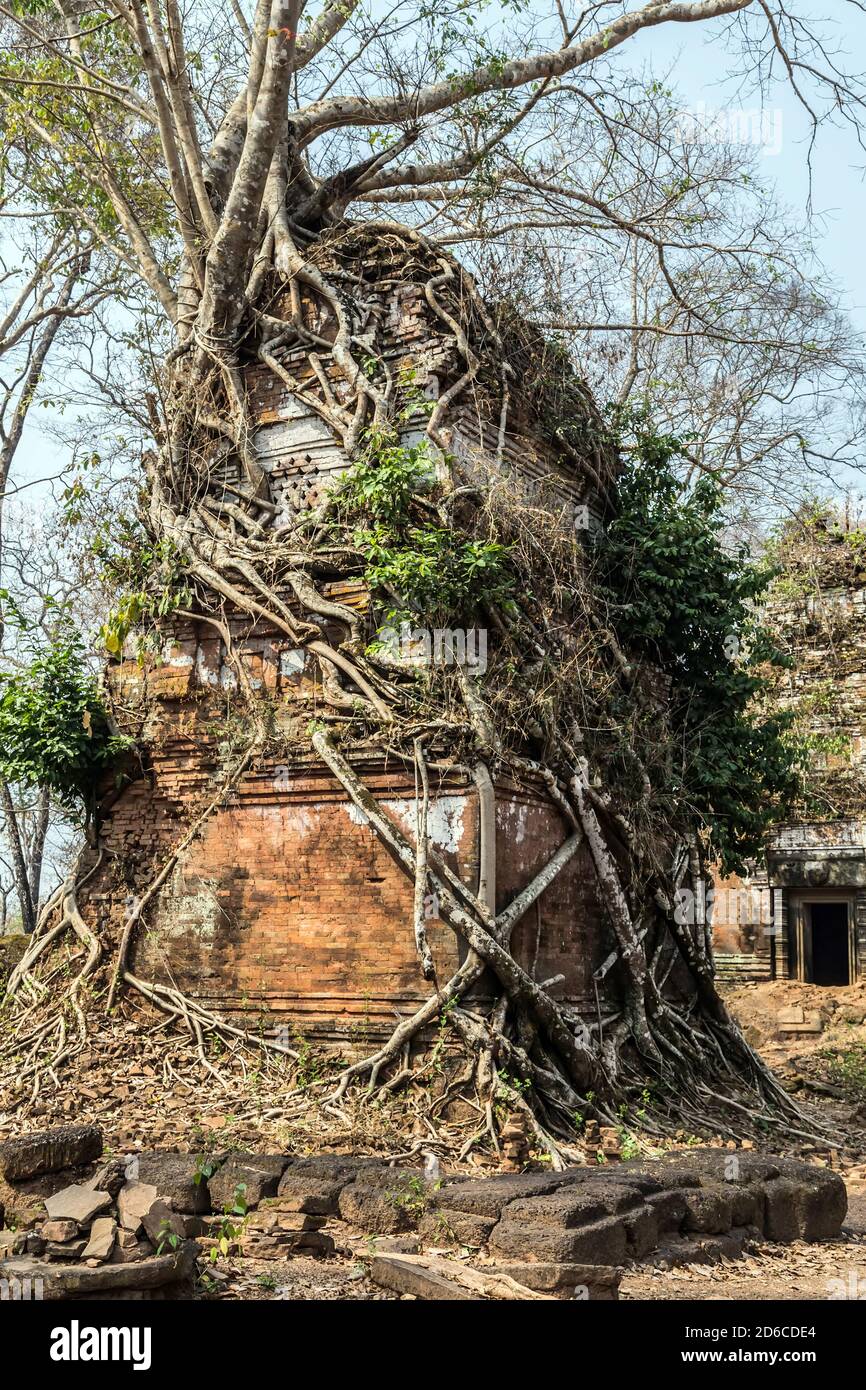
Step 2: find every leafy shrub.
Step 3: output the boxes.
[821,1043,866,1100]
[332,432,513,623]
[600,402,805,874]
[0,628,128,810]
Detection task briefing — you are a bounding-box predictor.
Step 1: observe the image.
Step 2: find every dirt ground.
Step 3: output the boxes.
[4,977,866,1301]
[620,1192,866,1301]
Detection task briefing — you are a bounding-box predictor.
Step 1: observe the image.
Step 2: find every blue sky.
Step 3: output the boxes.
[628,3,866,335]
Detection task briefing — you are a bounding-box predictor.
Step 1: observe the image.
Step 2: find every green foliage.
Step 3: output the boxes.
[333,431,435,527]
[332,432,513,624]
[600,402,805,874]
[386,1173,439,1217]
[0,17,174,243]
[0,618,128,810]
[291,1028,326,1089]
[90,522,191,656]
[208,1184,248,1264]
[154,1218,182,1257]
[360,522,512,622]
[820,1043,866,1100]
[193,1155,219,1187]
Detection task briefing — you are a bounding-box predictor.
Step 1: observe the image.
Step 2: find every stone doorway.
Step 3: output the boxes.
[809,902,851,985]
[792,895,856,985]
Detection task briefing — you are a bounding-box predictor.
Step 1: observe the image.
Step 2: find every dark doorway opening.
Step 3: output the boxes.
[809,902,850,985]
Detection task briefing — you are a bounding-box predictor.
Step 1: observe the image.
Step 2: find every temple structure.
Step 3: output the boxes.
[713,514,866,985]
[82,248,623,1046]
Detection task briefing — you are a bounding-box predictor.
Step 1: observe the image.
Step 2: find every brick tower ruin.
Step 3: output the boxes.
[84,242,622,1048]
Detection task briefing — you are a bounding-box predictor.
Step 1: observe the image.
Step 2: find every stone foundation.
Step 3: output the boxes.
[0,1128,847,1302]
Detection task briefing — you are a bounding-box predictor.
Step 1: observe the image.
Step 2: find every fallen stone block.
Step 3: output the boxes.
[773,1161,847,1240]
[208,1154,288,1211]
[86,1158,128,1199]
[141,1199,186,1250]
[490,1214,628,1265]
[109,1231,151,1265]
[648,1228,752,1269]
[277,1156,384,1214]
[432,1172,574,1220]
[646,1189,687,1231]
[729,1186,762,1231]
[117,1181,160,1233]
[41,1219,79,1244]
[485,1261,622,1300]
[44,1185,112,1227]
[270,1178,342,1215]
[347,1234,422,1256]
[418,1207,495,1247]
[82,1217,117,1262]
[0,1124,102,1182]
[368,1253,551,1301]
[241,1229,335,1259]
[338,1172,424,1234]
[762,1178,805,1242]
[132,1153,210,1214]
[683,1187,734,1236]
[501,1182,640,1230]
[0,1242,198,1299]
[44,1238,87,1261]
[623,1205,658,1258]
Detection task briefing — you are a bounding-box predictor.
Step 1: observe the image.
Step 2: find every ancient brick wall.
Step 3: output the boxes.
[80,249,620,1044]
[239,261,609,530]
[84,634,610,1043]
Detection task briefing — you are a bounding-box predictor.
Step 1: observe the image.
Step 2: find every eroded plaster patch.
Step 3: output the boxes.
[383,795,467,853]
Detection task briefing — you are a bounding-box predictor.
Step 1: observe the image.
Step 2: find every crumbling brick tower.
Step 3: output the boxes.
[85,233,621,1048]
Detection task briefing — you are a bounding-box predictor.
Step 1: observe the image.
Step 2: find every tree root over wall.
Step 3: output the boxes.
[0,226,833,1160]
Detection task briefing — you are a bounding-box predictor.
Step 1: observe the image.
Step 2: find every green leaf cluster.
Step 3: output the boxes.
[0,627,128,809]
[332,432,514,624]
[600,402,805,874]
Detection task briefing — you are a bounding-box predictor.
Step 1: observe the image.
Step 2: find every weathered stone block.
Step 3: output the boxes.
[133,1153,210,1213]
[485,1261,621,1300]
[338,1174,421,1234]
[432,1173,566,1219]
[0,1124,102,1182]
[369,1254,479,1300]
[762,1178,802,1242]
[0,1242,198,1298]
[43,1185,112,1227]
[418,1208,495,1247]
[774,1161,847,1240]
[729,1186,762,1230]
[86,1158,128,1199]
[41,1219,79,1244]
[646,1189,687,1231]
[208,1154,288,1211]
[683,1187,734,1235]
[502,1182,640,1229]
[623,1205,659,1257]
[82,1217,117,1262]
[490,1214,628,1265]
[141,1199,186,1250]
[117,1180,160,1232]
[277,1156,384,1213]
